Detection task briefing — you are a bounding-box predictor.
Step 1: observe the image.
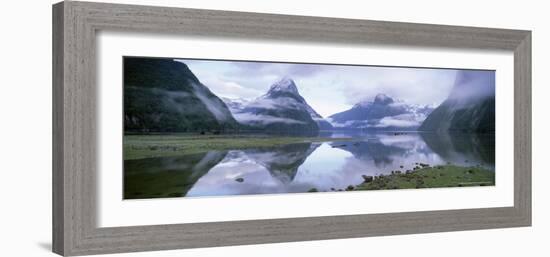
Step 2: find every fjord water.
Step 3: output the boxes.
[124,132,494,199]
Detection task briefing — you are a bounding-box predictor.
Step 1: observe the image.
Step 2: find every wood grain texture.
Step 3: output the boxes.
[52,1,532,256]
[513,32,532,224]
[52,2,65,255]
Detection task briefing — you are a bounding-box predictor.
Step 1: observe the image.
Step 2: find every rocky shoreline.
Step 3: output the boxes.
[308,164,495,193]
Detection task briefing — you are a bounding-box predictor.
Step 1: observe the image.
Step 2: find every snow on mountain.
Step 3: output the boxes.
[223,78,333,131]
[221,97,251,113]
[328,94,433,130]
[267,77,299,94]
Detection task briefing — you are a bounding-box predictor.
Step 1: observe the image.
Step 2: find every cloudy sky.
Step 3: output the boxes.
[177,58,461,117]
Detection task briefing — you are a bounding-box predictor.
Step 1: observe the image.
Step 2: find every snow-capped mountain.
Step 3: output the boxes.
[244,143,320,184]
[221,97,251,114]
[328,94,433,130]
[223,78,333,132]
[221,78,329,132]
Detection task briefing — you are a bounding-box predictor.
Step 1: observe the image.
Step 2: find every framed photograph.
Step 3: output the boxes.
[53,1,531,256]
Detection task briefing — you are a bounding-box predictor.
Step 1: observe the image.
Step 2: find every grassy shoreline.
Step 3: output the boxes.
[352,164,494,191]
[125,134,495,192]
[124,134,355,160]
[305,165,494,193]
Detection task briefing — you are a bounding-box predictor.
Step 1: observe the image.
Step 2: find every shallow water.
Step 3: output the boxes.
[124,132,494,199]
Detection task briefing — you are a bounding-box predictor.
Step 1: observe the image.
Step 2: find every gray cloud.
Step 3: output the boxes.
[179,58,491,117]
[233,113,306,125]
[230,61,326,78]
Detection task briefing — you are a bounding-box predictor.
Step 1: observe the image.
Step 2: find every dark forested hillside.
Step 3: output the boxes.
[124,57,238,133]
[419,70,495,133]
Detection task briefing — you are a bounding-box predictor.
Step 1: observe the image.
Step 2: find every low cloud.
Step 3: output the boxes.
[447,70,495,107]
[374,115,423,128]
[326,119,366,128]
[199,77,263,99]
[233,113,306,125]
[246,97,303,110]
[189,82,231,122]
[328,113,428,129]
[180,58,492,117]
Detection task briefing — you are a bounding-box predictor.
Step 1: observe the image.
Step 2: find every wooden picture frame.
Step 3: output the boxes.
[52,1,531,256]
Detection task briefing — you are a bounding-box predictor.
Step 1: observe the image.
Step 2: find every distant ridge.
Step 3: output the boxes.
[328,94,433,130]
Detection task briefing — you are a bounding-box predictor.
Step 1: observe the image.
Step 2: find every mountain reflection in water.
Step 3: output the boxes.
[124,132,494,199]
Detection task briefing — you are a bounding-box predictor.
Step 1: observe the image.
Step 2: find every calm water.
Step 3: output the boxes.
[124,132,494,199]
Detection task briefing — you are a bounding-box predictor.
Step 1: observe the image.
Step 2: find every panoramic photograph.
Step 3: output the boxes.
[123,56,496,199]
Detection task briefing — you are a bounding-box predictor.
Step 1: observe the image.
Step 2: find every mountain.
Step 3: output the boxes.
[420,132,495,168]
[228,78,331,133]
[419,70,495,133]
[305,104,334,130]
[328,94,433,130]
[124,57,238,132]
[221,97,251,114]
[244,143,320,184]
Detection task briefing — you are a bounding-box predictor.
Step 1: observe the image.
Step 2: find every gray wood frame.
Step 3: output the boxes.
[52,1,531,256]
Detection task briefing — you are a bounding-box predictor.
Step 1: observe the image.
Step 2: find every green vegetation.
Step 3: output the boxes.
[353,165,494,191]
[124,151,227,199]
[124,134,355,160]
[124,57,238,133]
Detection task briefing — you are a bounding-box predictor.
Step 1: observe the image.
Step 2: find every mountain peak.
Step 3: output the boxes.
[329,93,433,130]
[374,93,394,105]
[354,93,395,108]
[268,77,299,94]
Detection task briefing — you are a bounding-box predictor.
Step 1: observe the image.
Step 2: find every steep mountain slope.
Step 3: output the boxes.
[328,94,433,130]
[221,97,251,114]
[305,104,334,130]
[419,70,495,133]
[229,78,329,133]
[124,57,238,132]
[244,143,320,184]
